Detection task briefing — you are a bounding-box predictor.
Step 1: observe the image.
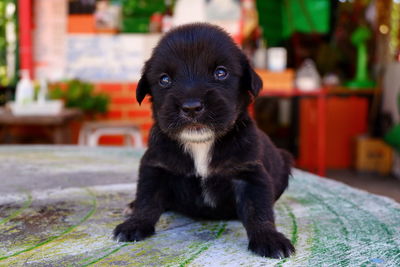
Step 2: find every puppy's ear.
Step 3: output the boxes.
[136,61,151,105]
[240,55,263,97]
[136,75,150,105]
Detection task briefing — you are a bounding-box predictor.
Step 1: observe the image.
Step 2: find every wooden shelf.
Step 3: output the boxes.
[326,87,378,95]
[258,87,379,98]
[258,89,323,97]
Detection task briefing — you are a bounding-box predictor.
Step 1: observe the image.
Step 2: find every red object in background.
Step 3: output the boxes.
[98,135,125,146]
[298,97,368,170]
[68,15,96,33]
[18,0,33,78]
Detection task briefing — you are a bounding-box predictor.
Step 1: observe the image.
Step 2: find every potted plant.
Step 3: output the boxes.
[49,79,110,118]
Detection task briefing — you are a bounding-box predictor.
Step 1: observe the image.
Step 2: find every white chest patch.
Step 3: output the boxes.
[179,127,216,207]
[184,141,213,178]
[179,128,215,178]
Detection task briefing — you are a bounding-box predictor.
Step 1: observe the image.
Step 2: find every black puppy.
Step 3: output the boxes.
[113,23,295,258]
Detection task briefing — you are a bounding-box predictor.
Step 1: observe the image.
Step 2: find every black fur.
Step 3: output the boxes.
[113,23,295,258]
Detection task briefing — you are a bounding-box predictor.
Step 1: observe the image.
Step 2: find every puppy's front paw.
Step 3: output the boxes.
[248,231,295,259]
[113,220,154,242]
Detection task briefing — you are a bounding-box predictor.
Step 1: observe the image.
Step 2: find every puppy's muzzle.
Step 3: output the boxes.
[181,99,204,118]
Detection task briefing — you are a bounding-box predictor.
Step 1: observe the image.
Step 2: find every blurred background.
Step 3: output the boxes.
[0,0,399,198]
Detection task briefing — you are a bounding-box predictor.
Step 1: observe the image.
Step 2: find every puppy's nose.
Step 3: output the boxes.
[181,99,204,117]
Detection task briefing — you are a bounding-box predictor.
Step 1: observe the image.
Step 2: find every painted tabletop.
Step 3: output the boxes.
[0,146,399,266]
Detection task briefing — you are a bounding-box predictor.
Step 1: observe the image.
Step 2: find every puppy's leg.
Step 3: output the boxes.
[113,167,168,242]
[273,149,293,201]
[233,169,295,258]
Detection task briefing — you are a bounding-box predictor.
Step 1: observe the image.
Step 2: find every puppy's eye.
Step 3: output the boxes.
[214,66,228,80]
[159,74,172,87]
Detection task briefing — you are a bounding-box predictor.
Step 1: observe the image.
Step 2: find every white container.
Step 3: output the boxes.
[253,47,268,69]
[267,47,287,72]
[8,100,64,116]
[295,59,321,91]
[15,70,34,105]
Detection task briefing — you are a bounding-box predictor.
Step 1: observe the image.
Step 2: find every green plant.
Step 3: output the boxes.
[0,0,17,87]
[49,80,109,115]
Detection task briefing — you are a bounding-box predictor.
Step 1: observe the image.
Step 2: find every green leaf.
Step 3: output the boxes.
[49,80,110,115]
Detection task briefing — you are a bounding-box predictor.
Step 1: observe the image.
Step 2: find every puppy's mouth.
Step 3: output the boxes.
[179,124,215,143]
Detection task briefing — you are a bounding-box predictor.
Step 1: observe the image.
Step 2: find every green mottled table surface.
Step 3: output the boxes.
[0,146,399,266]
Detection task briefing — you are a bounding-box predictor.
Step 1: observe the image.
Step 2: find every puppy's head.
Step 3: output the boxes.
[137,23,262,142]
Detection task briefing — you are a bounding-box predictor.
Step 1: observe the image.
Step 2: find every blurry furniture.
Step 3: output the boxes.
[256,69,294,93]
[0,108,83,144]
[355,137,393,175]
[78,121,143,148]
[258,87,378,176]
[299,94,369,170]
[258,88,327,176]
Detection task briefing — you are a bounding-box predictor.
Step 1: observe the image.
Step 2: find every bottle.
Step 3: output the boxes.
[150,12,163,33]
[37,78,48,104]
[253,40,268,69]
[162,0,173,33]
[242,0,258,40]
[15,70,34,105]
[295,59,321,91]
